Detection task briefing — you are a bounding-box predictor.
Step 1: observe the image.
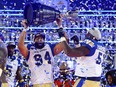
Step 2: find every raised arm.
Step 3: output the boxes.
[53,15,69,55]
[61,41,90,57]
[55,16,90,57]
[18,20,28,58]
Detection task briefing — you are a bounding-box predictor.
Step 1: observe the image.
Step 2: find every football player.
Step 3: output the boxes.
[18,18,68,87]
[57,18,106,87]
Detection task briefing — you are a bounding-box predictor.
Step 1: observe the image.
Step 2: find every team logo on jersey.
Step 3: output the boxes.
[30,46,35,49]
[85,39,94,47]
[34,49,47,53]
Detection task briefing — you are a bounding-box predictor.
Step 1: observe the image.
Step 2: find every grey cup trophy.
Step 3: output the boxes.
[24,3,61,26]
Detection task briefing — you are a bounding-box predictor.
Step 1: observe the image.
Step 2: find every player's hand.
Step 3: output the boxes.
[21,19,28,29]
[57,28,65,38]
[71,35,79,44]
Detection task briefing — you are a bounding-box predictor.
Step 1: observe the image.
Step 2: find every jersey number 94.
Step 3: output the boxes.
[34,51,51,67]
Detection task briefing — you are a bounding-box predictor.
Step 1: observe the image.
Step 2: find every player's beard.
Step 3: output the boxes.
[34,42,45,49]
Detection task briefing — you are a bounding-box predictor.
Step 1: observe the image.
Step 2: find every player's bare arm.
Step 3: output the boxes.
[62,41,90,57]
[18,20,28,58]
[54,15,69,55]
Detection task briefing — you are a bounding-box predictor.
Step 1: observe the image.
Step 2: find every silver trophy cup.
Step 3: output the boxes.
[24,3,60,26]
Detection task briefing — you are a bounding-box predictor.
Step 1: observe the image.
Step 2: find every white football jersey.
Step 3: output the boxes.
[75,39,106,77]
[5,56,21,87]
[27,44,55,84]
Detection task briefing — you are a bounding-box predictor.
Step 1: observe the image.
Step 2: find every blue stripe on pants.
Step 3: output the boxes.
[76,78,85,87]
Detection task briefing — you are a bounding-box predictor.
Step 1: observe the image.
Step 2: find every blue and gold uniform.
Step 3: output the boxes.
[74,38,106,87]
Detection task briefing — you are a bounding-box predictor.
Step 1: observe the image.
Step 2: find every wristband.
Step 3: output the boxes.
[0,68,3,77]
[23,29,27,32]
[23,27,29,32]
[60,37,66,42]
[59,27,63,30]
[57,27,65,38]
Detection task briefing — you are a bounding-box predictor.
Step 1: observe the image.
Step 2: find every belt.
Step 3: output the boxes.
[78,77,101,81]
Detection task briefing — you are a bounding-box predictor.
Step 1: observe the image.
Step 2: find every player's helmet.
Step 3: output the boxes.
[87,28,101,40]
